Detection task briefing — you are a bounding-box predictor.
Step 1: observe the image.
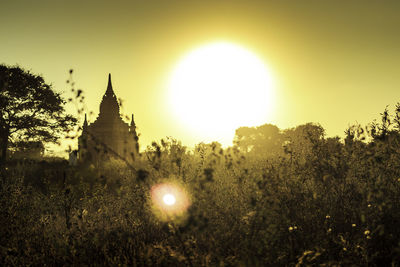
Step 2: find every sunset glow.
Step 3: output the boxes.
[3,1,400,264]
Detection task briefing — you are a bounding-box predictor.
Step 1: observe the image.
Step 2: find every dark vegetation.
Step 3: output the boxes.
[0,65,76,166]
[1,65,400,266]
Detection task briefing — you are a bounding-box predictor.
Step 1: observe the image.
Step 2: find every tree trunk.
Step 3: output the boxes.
[0,127,9,167]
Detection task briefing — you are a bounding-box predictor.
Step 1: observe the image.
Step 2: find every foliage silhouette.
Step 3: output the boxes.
[0,64,76,166]
[1,70,400,265]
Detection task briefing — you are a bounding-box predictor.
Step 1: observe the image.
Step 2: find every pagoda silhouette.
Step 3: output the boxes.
[77,74,139,165]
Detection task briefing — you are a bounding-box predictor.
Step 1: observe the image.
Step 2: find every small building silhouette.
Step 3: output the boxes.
[10,141,45,160]
[78,74,139,165]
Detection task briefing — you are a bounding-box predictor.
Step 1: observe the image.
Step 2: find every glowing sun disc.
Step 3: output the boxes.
[168,41,275,144]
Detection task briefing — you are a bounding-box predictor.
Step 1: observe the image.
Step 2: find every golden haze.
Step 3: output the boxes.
[1,0,400,153]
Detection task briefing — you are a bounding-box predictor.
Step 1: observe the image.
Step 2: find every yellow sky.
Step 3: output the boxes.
[2,0,400,154]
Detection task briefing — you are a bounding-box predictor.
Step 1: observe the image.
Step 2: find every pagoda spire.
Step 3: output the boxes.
[106,73,113,95]
[83,113,88,128]
[99,73,120,117]
[130,113,139,154]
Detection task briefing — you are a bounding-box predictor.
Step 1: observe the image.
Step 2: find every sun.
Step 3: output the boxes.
[168,41,275,145]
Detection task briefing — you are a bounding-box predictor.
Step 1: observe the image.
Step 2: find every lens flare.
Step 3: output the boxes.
[150,182,190,220]
[163,193,176,206]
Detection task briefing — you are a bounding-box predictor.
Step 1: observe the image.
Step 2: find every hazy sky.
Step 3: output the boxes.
[2,0,400,153]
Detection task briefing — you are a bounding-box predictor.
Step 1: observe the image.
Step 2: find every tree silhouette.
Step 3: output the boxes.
[233,123,283,157]
[0,64,76,165]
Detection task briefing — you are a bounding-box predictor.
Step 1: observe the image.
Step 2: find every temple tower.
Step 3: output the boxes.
[78,74,139,164]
